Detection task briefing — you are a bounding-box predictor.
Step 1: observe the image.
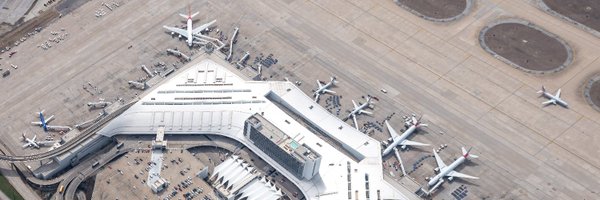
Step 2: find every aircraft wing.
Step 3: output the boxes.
[44,115,54,124]
[192,20,216,35]
[433,149,447,169]
[352,114,359,130]
[400,139,430,147]
[359,110,373,115]
[555,89,561,98]
[22,143,31,148]
[447,170,479,180]
[542,99,556,106]
[163,26,188,38]
[31,122,42,126]
[323,89,336,94]
[317,80,323,88]
[384,120,399,140]
[352,100,358,109]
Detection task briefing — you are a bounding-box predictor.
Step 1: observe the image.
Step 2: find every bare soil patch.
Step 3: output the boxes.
[542,0,600,33]
[481,22,570,72]
[0,9,59,48]
[589,79,600,110]
[394,0,467,21]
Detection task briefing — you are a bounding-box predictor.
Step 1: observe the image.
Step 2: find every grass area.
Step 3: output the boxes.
[0,173,24,200]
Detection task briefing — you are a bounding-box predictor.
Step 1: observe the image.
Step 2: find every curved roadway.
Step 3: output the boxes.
[61,148,129,200]
[59,136,239,200]
[0,101,136,194]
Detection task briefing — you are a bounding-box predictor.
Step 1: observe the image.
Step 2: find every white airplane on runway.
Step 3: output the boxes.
[538,86,568,108]
[345,96,374,129]
[313,76,337,102]
[427,147,479,193]
[22,133,55,149]
[381,115,430,156]
[163,7,216,47]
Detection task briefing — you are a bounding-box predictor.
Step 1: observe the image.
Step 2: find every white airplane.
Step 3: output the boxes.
[538,86,568,108]
[30,110,54,132]
[345,96,374,129]
[427,147,479,193]
[22,133,55,149]
[381,115,430,157]
[313,76,337,102]
[163,8,216,47]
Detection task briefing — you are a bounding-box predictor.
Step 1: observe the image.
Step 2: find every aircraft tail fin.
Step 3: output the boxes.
[537,85,546,95]
[190,11,199,19]
[462,147,478,159]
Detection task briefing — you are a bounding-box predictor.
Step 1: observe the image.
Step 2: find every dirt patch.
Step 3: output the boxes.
[480,21,572,73]
[394,0,470,22]
[586,76,600,111]
[0,9,59,48]
[56,0,93,15]
[541,0,600,35]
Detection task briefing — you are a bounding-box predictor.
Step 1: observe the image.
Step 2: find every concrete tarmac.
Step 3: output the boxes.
[0,0,599,199]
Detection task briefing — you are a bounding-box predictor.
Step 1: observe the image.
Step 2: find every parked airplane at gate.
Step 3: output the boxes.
[345,96,374,129]
[313,76,337,102]
[163,7,216,47]
[31,110,72,132]
[22,133,55,149]
[538,86,568,108]
[427,147,479,194]
[31,110,54,132]
[381,115,430,157]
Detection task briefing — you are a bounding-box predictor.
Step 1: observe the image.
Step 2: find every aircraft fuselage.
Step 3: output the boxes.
[428,156,466,187]
[542,92,568,107]
[382,124,417,156]
[314,82,333,95]
[186,17,193,47]
[39,112,48,132]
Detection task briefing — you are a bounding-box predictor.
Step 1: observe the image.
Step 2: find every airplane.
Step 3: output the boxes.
[163,7,216,47]
[381,115,430,157]
[30,110,72,132]
[345,96,374,129]
[22,133,55,149]
[313,76,337,102]
[427,147,479,193]
[30,110,54,132]
[538,86,568,108]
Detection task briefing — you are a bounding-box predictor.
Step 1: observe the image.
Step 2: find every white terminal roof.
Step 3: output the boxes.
[210,155,282,200]
[97,58,410,200]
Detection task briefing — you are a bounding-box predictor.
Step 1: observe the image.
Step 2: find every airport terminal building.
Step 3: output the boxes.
[77,57,411,199]
[244,114,321,180]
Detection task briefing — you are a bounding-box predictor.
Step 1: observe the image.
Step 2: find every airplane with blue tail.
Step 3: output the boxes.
[31,110,54,132]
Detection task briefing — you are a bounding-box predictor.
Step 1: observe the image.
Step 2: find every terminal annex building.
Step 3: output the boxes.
[97,58,410,200]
